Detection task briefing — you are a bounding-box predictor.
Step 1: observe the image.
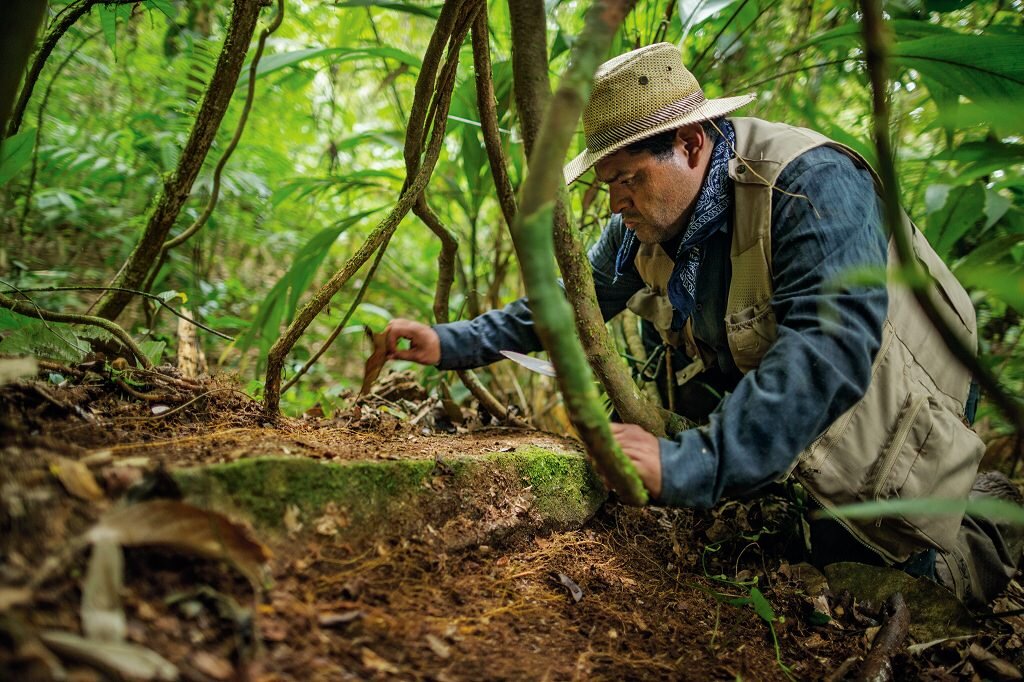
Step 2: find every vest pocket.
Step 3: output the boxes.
[868,390,984,552]
[725,300,778,374]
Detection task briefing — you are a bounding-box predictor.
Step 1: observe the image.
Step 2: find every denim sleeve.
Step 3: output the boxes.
[658,147,890,508]
[434,215,644,371]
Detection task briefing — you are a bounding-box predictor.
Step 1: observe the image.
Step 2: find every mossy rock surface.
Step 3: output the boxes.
[175,447,606,549]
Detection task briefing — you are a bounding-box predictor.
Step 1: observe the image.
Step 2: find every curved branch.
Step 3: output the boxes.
[6,0,135,138]
[160,0,286,254]
[507,0,648,504]
[858,0,1024,436]
[263,0,482,414]
[1,284,233,340]
[94,0,265,321]
[281,231,393,394]
[505,0,669,436]
[0,292,153,369]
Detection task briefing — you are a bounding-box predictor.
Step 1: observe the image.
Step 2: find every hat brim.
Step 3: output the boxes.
[563,93,757,185]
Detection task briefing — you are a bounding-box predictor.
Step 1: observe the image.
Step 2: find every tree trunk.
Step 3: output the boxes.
[509,0,671,436]
[93,0,264,321]
[506,0,648,505]
[1,0,48,136]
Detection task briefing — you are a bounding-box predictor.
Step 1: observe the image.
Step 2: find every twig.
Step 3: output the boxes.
[855,592,910,682]
[1,283,233,340]
[281,230,393,394]
[126,388,257,421]
[0,291,153,369]
[114,376,176,403]
[858,0,1024,438]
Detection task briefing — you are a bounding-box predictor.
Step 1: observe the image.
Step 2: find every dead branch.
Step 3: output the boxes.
[93,0,267,321]
[855,592,910,682]
[859,0,1024,440]
[0,291,153,369]
[263,0,482,414]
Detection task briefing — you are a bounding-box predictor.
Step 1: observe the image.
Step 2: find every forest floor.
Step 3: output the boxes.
[2,367,1024,681]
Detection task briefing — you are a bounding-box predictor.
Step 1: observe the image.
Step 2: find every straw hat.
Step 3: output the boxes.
[563,42,756,185]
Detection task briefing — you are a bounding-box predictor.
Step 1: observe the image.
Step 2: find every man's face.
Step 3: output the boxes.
[594,129,706,245]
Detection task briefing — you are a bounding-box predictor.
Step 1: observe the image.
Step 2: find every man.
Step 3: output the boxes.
[386,43,1020,605]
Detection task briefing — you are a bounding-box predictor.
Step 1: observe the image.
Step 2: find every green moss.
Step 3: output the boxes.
[176,456,436,528]
[174,447,606,538]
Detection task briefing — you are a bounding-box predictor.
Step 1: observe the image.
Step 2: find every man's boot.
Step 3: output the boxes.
[936,471,1024,606]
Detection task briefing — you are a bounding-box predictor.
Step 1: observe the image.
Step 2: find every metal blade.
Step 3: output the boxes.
[499,350,556,378]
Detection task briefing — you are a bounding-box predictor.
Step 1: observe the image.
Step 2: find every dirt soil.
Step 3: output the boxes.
[2,369,1024,681]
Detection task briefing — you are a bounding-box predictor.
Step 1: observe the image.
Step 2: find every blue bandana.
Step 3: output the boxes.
[613,118,735,329]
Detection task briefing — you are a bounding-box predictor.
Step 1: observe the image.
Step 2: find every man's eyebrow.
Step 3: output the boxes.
[597,170,625,184]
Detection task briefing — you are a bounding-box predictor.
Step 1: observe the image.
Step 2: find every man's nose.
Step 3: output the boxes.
[609,185,633,214]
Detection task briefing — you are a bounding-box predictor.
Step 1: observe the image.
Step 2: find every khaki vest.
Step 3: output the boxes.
[627,117,984,562]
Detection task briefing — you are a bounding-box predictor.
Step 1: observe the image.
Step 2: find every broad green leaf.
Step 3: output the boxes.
[144,0,178,20]
[823,496,1024,524]
[0,128,37,186]
[98,5,118,50]
[891,34,1024,103]
[924,184,951,215]
[679,0,742,42]
[139,340,166,366]
[956,263,1024,311]
[749,587,776,623]
[238,47,421,87]
[926,182,985,258]
[333,0,442,19]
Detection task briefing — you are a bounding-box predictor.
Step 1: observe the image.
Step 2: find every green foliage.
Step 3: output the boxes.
[0,0,1020,422]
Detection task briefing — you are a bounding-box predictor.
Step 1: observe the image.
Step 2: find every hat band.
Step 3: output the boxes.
[584,90,707,152]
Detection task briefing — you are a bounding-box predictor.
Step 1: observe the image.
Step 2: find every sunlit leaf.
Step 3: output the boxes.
[333,0,442,19]
[239,46,421,87]
[143,0,178,20]
[679,0,742,43]
[0,128,36,186]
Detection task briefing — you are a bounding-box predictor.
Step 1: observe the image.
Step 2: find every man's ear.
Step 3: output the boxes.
[674,123,707,168]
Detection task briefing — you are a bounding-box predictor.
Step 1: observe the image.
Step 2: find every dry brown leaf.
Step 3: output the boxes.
[359,326,388,396]
[361,647,400,674]
[86,500,271,585]
[192,651,233,681]
[81,540,126,643]
[40,631,178,681]
[51,457,105,501]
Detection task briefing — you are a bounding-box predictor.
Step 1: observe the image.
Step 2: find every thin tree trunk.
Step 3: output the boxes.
[508,0,671,436]
[93,0,265,321]
[507,0,648,505]
[1,0,49,136]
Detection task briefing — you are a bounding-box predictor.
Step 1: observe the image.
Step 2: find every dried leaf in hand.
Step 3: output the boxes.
[359,326,388,396]
[51,457,105,501]
[40,631,178,681]
[81,540,126,643]
[86,500,271,585]
[556,572,583,603]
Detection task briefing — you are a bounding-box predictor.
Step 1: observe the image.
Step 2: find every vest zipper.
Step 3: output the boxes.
[871,394,930,515]
[798,476,900,561]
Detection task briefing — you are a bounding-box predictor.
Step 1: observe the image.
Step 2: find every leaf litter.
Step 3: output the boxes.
[3,372,1024,680]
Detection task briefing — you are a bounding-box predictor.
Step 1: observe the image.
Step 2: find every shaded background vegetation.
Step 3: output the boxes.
[1,0,1022,449]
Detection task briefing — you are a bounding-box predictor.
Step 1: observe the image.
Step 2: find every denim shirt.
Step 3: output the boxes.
[433,145,889,509]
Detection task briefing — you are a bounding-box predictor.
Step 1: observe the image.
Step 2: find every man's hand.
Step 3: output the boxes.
[385,319,441,366]
[610,423,662,499]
